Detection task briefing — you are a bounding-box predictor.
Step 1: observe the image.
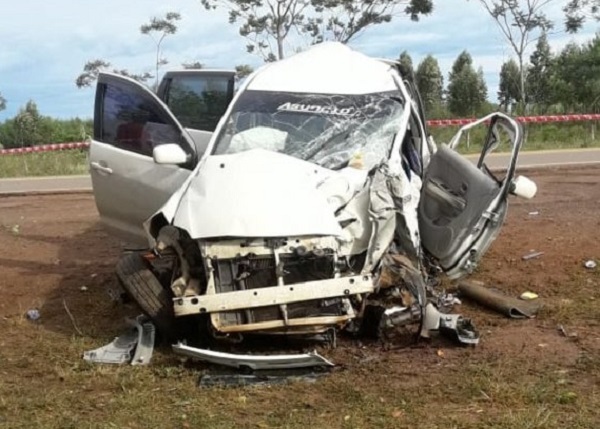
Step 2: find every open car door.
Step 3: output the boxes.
[419,113,531,279]
[90,73,197,247]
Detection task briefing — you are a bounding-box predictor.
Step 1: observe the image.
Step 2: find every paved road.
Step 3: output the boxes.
[466,147,600,170]
[1,148,599,195]
[0,175,91,195]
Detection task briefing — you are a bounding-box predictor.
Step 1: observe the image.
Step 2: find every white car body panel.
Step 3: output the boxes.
[90,141,192,246]
[168,149,344,239]
[247,42,397,94]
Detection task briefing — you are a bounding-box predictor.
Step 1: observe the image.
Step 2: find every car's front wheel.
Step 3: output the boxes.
[116,252,175,339]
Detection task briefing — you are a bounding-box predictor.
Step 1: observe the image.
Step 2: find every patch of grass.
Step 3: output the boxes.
[431,121,600,154]
[0,150,88,178]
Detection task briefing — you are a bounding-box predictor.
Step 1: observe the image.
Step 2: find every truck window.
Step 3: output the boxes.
[164,75,233,132]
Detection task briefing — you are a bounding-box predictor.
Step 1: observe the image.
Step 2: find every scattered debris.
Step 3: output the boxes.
[520,291,539,300]
[25,309,40,321]
[458,280,542,319]
[522,251,544,261]
[528,211,540,216]
[420,303,480,345]
[198,369,327,387]
[172,343,334,370]
[83,317,155,365]
[584,260,597,269]
[558,324,578,339]
[63,298,83,336]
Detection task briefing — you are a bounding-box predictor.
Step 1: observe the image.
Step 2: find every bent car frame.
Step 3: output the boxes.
[89,43,536,346]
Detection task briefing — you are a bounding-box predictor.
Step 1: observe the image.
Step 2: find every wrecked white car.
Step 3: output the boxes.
[89,43,536,348]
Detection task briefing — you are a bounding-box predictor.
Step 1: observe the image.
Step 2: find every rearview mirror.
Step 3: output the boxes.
[153,144,189,165]
[510,175,537,199]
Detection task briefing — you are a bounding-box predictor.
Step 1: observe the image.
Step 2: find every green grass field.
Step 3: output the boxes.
[0,150,89,179]
[0,122,597,178]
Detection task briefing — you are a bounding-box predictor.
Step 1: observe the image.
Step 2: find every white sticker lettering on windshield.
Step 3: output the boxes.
[277,102,355,116]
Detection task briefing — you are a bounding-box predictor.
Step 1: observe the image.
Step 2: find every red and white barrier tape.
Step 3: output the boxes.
[427,113,600,127]
[0,141,89,156]
[1,113,599,156]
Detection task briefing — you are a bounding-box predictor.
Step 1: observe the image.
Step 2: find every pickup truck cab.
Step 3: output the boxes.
[89,69,236,245]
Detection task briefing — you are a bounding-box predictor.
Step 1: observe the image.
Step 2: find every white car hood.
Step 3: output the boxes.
[154,149,345,239]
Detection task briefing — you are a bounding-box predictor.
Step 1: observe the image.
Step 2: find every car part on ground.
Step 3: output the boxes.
[172,343,334,370]
[83,317,155,365]
[198,370,328,387]
[458,280,542,319]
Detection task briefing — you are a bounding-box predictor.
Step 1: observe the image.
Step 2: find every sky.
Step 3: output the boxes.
[0,0,597,121]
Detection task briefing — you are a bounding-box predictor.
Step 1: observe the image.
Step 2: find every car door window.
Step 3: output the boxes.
[96,83,182,157]
[164,75,233,132]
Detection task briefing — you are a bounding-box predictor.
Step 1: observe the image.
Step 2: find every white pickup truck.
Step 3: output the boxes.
[88,43,536,345]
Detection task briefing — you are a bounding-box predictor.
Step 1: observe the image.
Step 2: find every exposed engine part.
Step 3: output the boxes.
[155,226,202,297]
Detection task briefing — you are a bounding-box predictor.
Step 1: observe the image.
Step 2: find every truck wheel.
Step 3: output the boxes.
[116,252,175,339]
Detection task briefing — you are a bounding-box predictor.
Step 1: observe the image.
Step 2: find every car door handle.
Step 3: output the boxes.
[90,162,113,175]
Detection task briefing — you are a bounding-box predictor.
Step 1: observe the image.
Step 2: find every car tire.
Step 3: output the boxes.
[116,252,175,339]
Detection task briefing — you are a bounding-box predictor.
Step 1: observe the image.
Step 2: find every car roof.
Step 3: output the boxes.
[246,42,400,95]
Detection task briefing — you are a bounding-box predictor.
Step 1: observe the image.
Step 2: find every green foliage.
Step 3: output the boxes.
[306,0,433,44]
[0,150,88,178]
[76,12,181,88]
[526,32,553,110]
[447,51,487,116]
[234,64,254,80]
[498,58,520,109]
[550,35,600,112]
[398,50,414,78]
[477,0,556,105]
[181,61,204,69]
[0,100,91,149]
[201,0,433,61]
[415,54,443,113]
[0,92,6,112]
[141,12,182,88]
[564,0,600,32]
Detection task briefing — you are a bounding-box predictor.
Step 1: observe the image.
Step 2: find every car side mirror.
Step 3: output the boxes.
[510,175,537,199]
[153,144,189,165]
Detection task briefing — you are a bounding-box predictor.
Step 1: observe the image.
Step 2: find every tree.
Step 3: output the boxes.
[447,51,487,116]
[12,101,51,147]
[201,0,310,62]
[305,0,433,44]
[564,0,600,32]
[551,36,600,112]
[200,0,434,61]
[526,32,553,111]
[475,0,555,107]
[141,12,182,88]
[415,55,443,113]
[398,50,414,77]
[235,64,255,80]
[0,92,6,112]
[76,12,180,88]
[498,58,520,110]
[182,61,204,69]
[75,60,153,88]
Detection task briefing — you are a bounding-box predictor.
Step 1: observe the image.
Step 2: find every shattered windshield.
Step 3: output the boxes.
[212,90,404,170]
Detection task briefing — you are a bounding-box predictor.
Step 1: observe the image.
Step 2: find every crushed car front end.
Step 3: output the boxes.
[116,42,535,347]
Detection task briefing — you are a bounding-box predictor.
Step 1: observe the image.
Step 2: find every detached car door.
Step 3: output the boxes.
[418,113,525,279]
[90,72,197,247]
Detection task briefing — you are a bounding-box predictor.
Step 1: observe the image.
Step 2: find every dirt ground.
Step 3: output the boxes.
[1,165,599,428]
